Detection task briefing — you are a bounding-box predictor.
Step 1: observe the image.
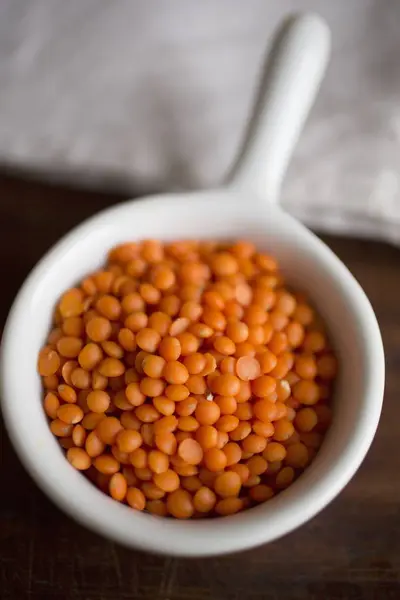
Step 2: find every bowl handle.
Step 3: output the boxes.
[227,13,330,203]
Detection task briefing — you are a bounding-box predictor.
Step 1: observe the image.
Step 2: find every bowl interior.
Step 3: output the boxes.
[1,189,384,556]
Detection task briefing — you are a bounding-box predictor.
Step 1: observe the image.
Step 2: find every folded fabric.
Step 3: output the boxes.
[1,0,400,244]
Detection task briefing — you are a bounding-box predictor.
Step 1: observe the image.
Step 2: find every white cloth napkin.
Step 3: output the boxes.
[1,0,400,244]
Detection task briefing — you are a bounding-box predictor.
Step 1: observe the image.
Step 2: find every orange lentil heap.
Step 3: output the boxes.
[38,239,337,518]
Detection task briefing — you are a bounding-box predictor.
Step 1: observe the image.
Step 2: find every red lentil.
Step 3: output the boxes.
[39,238,337,518]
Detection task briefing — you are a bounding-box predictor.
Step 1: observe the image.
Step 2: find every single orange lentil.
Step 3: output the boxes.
[139,282,161,304]
[177,332,199,355]
[252,375,276,398]
[253,399,277,423]
[38,348,61,376]
[178,438,203,465]
[183,353,207,375]
[167,489,194,519]
[142,355,166,379]
[117,328,136,352]
[60,360,77,385]
[211,373,241,396]
[57,404,84,425]
[193,486,217,512]
[215,497,243,516]
[195,425,218,450]
[293,380,320,405]
[59,288,84,318]
[165,384,190,402]
[44,392,60,419]
[124,311,148,332]
[63,316,84,337]
[193,400,219,426]
[78,343,103,371]
[154,469,180,492]
[119,412,140,431]
[125,382,145,407]
[135,404,160,423]
[303,330,326,353]
[216,415,239,433]
[93,454,120,475]
[235,342,256,358]
[96,416,123,445]
[70,367,91,390]
[169,317,190,336]
[116,429,142,453]
[250,484,274,503]
[55,336,83,358]
[216,430,229,449]
[153,415,178,435]
[273,419,295,442]
[214,471,241,498]
[215,395,237,415]
[204,447,227,472]
[163,361,189,385]
[175,396,198,417]
[155,431,177,455]
[43,373,59,390]
[96,295,121,320]
[97,357,125,378]
[212,336,235,356]
[242,474,261,488]
[158,336,181,361]
[263,442,287,462]
[234,399,253,419]
[67,447,91,470]
[295,407,318,432]
[109,472,128,501]
[219,357,236,374]
[242,434,267,454]
[141,481,166,500]
[235,356,261,381]
[285,442,309,468]
[138,378,164,399]
[86,317,112,342]
[152,395,175,416]
[146,500,168,516]
[276,466,295,488]
[295,354,317,380]
[150,264,176,290]
[129,447,147,469]
[81,412,105,431]
[58,384,77,404]
[126,487,146,510]
[247,455,268,476]
[286,322,305,348]
[101,340,124,359]
[134,466,152,481]
[229,421,252,442]
[178,416,199,432]
[252,420,274,438]
[50,419,73,437]
[72,424,86,447]
[223,442,242,466]
[148,450,169,474]
[85,431,105,457]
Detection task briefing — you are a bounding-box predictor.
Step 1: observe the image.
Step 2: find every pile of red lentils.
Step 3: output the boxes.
[38,239,337,519]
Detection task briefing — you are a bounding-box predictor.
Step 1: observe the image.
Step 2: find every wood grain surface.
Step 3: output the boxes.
[1,173,399,600]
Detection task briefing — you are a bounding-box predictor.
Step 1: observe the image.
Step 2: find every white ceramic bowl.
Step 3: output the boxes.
[0,15,384,557]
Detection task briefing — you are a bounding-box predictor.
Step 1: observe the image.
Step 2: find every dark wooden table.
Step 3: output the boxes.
[1,173,399,600]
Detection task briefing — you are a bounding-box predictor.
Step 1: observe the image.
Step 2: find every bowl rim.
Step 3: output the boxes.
[0,191,385,556]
